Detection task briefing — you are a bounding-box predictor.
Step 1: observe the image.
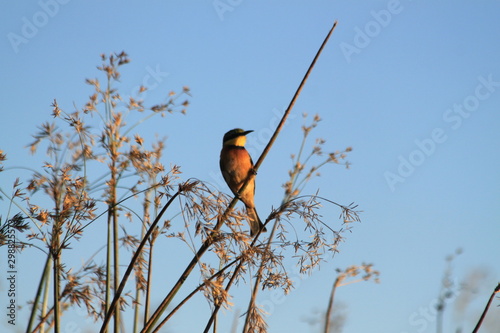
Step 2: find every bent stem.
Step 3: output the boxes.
[99,184,184,333]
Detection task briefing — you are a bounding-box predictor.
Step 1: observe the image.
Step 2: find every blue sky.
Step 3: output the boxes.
[1,1,500,332]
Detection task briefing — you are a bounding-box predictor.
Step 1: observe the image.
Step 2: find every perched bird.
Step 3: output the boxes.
[220,128,266,236]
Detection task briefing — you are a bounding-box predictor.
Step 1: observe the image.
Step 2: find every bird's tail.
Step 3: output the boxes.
[246,206,266,236]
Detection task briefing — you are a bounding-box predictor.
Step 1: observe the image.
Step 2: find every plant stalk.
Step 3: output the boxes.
[26,254,52,332]
[99,186,182,333]
[472,282,500,333]
[324,277,340,333]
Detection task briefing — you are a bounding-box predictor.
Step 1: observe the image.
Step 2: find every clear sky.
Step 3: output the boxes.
[1,1,499,332]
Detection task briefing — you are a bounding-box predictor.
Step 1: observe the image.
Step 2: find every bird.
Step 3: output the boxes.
[220,128,266,236]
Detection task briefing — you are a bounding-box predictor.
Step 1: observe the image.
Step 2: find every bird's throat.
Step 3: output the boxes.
[226,136,247,147]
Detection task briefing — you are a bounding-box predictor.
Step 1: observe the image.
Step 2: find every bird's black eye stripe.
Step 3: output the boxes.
[224,131,243,143]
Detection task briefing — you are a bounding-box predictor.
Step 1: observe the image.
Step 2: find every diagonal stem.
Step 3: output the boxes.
[242,20,338,333]
[253,21,337,173]
[210,21,339,333]
[472,282,500,333]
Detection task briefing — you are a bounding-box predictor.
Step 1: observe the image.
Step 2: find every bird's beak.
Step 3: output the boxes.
[242,130,254,136]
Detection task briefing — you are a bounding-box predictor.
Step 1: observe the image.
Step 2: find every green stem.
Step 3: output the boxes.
[144,237,154,324]
[40,261,52,333]
[26,254,52,333]
[52,249,60,333]
[134,188,151,333]
[112,202,120,332]
[51,181,62,333]
[105,211,112,332]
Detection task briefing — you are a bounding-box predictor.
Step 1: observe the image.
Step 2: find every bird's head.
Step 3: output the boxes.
[223,128,254,147]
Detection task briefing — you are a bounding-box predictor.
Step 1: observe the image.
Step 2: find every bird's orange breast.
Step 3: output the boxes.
[220,145,254,195]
